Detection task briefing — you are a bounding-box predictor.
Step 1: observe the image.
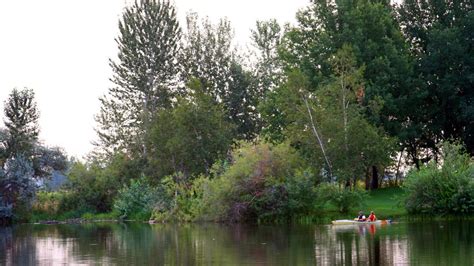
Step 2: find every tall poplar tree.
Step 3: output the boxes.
[250,19,284,98]
[96,0,181,156]
[2,88,39,159]
[181,13,259,140]
[181,13,234,100]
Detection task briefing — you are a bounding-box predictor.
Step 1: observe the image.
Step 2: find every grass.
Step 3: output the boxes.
[366,187,407,219]
[282,187,408,225]
[30,209,119,223]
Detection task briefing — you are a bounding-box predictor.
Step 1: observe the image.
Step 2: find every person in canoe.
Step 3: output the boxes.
[357,211,366,221]
[368,211,377,222]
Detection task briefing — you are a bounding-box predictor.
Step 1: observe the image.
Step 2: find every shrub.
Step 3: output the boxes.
[285,169,321,215]
[113,177,161,220]
[31,190,99,221]
[403,141,474,215]
[0,156,37,222]
[63,156,143,215]
[151,174,207,222]
[32,191,64,216]
[317,183,367,213]
[200,142,311,222]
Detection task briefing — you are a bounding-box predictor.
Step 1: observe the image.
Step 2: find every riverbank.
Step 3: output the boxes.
[366,187,406,219]
[293,187,406,224]
[30,187,407,225]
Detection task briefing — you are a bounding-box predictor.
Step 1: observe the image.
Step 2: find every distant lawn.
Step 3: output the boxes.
[311,187,407,223]
[366,187,406,219]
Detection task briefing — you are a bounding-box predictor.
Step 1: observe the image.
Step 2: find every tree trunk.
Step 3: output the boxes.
[379,167,384,188]
[345,179,351,189]
[365,167,370,190]
[370,165,379,190]
[395,149,403,186]
[302,95,333,179]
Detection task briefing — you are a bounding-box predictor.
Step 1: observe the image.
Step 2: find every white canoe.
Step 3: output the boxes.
[331,219,383,225]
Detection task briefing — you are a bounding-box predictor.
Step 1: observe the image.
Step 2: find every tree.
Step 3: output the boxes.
[0,129,7,167]
[64,154,142,213]
[145,79,235,180]
[181,13,234,101]
[2,88,39,159]
[0,156,35,223]
[96,0,182,157]
[225,62,260,140]
[262,47,395,187]
[181,14,259,140]
[278,0,418,166]
[0,88,68,222]
[250,19,284,98]
[397,0,474,156]
[250,19,285,141]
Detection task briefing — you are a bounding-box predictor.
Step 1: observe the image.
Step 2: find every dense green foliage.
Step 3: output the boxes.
[62,155,142,214]
[150,175,207,222]
[317,184,368,213]
[262,47,396,187]
[403,142,474,214]
[114,178,161,220]
[145,80,234,179]
[182,14,260,140]
[147,142,369,222]
[3,0,473,224]
[199,142,309,222]
[397,0,474,158]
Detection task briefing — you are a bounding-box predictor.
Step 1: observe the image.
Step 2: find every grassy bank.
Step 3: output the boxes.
[366,187,406,219]
[30,210,119,223]
[30,187,407,224]
[292,187,407,224]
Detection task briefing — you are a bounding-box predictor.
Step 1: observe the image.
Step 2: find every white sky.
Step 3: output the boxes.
[0,0,309,159]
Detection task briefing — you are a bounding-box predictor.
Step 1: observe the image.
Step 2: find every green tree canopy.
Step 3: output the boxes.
[278,0,418,165]
[181,14,259,140]
[96,0,182,157]
[397,0,474,156]
[145,80,235,179]
[262,47,395,186]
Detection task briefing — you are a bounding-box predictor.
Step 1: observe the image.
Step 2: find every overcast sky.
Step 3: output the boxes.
[0,0,309,158]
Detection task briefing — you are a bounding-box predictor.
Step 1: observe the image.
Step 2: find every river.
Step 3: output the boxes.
[1,220,473,265]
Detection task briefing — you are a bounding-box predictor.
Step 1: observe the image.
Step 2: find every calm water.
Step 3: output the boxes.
[1,221,473,265]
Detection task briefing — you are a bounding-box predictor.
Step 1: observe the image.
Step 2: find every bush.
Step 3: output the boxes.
[285,169,321,215]
[0,156,36,222]
[317,183,368,213]
[403,141,474,215]
[150,174,207,222]
[31,191,99,221]
[32,191,64,217]
[200,142,312,222]
[113,177,161,220]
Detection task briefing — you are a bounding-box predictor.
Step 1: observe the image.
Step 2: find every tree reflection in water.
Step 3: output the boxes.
[1,221,473,265]
[314,223,409,265]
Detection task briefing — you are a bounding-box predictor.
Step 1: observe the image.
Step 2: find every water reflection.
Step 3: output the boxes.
[314,224,409,265]
[0,221,473,265]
